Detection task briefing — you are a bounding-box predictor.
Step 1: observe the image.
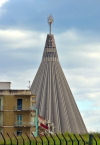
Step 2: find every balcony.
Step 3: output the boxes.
[14,121,35,128]
[14,106,36,112]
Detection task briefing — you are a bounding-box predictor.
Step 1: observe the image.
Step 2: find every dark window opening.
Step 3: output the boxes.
[16,130,22,136]
[17,99,22,110]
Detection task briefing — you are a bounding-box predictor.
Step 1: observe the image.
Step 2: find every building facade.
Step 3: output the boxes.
[0,89,37,136]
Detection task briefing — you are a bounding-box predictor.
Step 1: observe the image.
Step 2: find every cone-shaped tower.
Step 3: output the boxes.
[31,17,87,133]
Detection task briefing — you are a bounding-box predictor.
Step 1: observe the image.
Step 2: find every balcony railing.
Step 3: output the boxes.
[14,106,36,111]
[14,121,35,127]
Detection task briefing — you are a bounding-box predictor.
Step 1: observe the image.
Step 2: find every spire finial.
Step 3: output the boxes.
[48,15,54,34]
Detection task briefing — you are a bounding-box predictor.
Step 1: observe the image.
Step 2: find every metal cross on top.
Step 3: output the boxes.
[48,15,54,34]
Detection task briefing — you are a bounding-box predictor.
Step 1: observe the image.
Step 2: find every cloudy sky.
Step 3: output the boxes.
[0,0,100,132]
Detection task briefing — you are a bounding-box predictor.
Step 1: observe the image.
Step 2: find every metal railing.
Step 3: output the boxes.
[14,121,35,127]
[14,106,36,111]
[0,133,99,145]
[0,106,37,111]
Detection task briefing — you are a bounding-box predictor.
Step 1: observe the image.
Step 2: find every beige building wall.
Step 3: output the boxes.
[0,90,36,136]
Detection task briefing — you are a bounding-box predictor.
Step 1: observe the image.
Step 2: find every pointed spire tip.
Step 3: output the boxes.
[48,15,54,35]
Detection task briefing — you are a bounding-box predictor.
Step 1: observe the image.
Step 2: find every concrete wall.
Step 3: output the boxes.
[0,82,11,90]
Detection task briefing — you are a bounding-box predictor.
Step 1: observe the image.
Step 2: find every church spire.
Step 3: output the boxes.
[31,17,87,134]
[48,15,54,34]
[42,16,58,62]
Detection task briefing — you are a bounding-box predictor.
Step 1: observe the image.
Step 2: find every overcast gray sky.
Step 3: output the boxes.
[0,0,100,132]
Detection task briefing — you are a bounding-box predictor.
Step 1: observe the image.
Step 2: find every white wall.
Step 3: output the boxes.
[0,82,11,90]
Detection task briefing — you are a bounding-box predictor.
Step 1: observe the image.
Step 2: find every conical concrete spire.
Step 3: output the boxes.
[42,34,58,61]
[31,33,87,134]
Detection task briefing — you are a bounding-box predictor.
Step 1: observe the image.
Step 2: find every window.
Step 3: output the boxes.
[0,99,1,110]
[32,97,35,101]
[0,112,3,126]
[32,102,36,108]
[17,115,22,125]
[16,130,22,136]
[17,99,22,110]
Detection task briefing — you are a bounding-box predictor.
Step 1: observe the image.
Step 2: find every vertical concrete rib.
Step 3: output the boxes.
[31,34,87,134]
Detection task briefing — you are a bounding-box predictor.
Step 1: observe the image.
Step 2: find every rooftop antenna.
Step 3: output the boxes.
[28,81,31,89]
[48,15,54,35]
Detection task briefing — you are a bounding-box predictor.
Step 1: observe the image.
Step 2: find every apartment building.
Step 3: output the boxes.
[0,83,38,136]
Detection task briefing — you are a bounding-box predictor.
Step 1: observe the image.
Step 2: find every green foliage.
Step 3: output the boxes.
[0,132,100,145]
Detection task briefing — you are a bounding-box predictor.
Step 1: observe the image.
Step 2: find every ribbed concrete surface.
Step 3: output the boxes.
[31,34,87,133]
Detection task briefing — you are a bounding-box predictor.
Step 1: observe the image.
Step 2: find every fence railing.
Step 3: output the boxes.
[0,132,99,145]
[14,121,35,127]
[14,106,36,111]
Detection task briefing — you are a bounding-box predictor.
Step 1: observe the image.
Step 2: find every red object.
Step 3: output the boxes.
[40,123,48,130]
[39,115,44,120]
